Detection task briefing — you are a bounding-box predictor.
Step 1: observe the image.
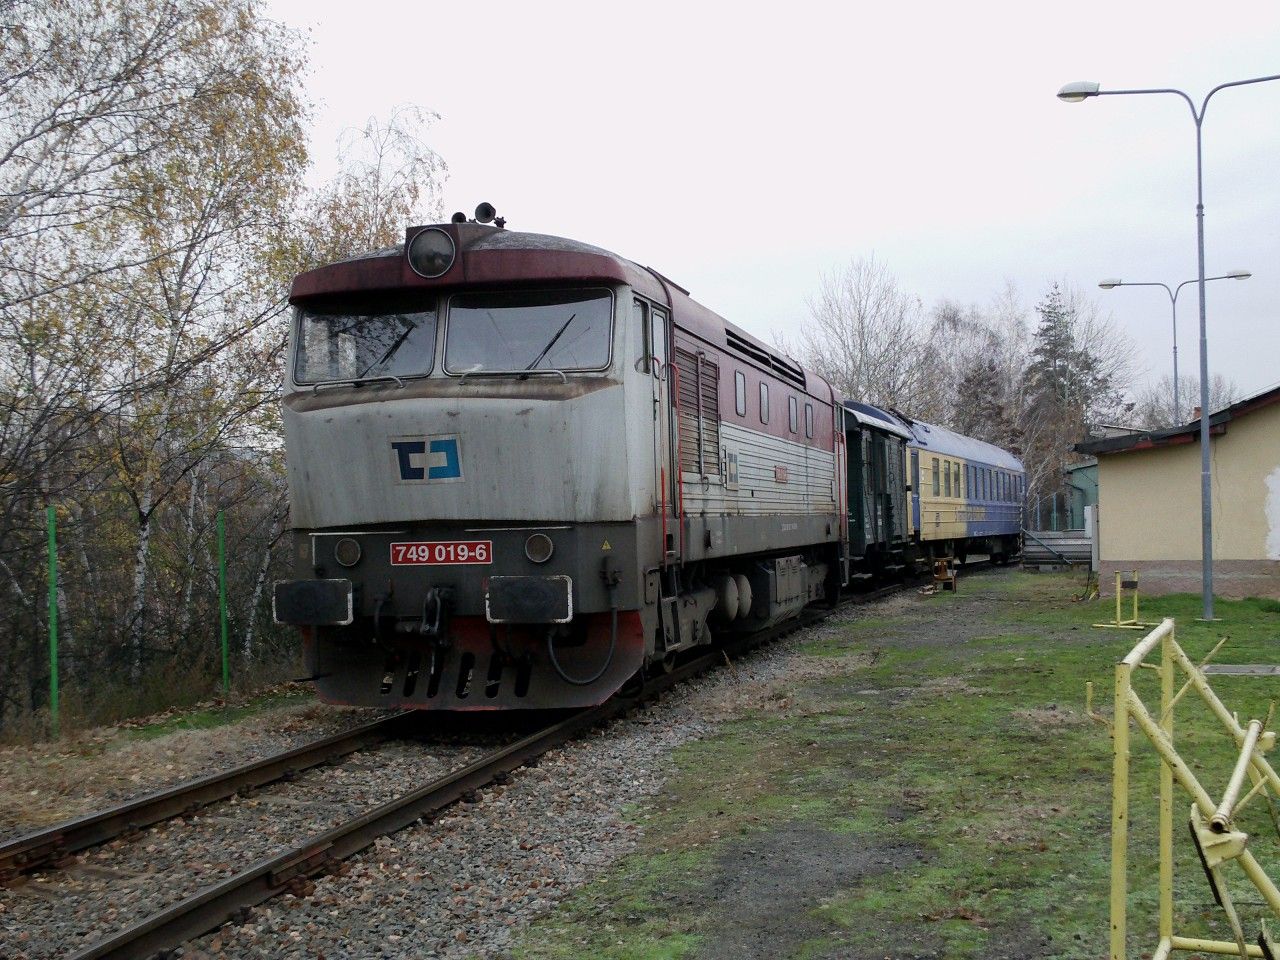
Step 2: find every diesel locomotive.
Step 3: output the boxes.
[272,208,1023,711]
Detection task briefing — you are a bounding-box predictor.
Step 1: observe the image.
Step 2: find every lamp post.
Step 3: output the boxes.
[1097,272,1251,424]
[1058,74,1280,621]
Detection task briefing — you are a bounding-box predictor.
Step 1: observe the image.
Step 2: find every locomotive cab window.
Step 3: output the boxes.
[295,294,438,385]
[735,371,747,416]
[788,396,798,433]
[759,382,769,423]
[445,288,613,374]
[651,306,668,369]
[634,299,650,372]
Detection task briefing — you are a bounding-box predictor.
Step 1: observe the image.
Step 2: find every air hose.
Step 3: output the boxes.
[547,605,617,686]
[547,557,619,687]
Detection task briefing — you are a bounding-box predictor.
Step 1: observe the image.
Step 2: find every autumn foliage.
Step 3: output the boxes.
[0,0,444,735]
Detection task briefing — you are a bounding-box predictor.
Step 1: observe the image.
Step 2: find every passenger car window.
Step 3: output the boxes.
[944,461,952,497]
[804,402,813,438]
[735,371,746,416]
[759,382,769,424]
[788,396,798,433]
[932,458,940,496]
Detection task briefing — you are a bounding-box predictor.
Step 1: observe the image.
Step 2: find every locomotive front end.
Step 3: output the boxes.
[273,222,654,710]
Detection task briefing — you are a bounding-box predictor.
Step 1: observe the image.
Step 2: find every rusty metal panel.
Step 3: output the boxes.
[674,347,721,477]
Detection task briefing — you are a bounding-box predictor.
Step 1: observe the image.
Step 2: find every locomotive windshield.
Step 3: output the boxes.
[444,288,612,374]
[294,295,438,384]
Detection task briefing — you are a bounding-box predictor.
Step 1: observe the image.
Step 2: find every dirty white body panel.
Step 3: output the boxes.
[283,288,659,530]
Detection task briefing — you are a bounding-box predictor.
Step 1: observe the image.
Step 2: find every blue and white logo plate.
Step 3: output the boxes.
[390,434,463,484]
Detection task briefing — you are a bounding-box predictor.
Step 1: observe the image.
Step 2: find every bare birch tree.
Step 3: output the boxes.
[1132,373,1240,429]
[791,256,946,416]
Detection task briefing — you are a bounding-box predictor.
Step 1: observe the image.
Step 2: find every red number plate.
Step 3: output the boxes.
[390,540,493,565]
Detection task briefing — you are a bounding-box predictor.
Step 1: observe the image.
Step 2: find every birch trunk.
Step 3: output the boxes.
[178,474,204,639]
[127,484,154,682]
[241,513,283,660]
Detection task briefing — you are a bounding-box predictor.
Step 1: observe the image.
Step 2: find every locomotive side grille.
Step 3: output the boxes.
[675,347,721,477]
[725,329,806,389]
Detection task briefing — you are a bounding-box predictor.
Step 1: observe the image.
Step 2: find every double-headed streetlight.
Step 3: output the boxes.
[1097,271,1251,423]
[1057,74,1280,621]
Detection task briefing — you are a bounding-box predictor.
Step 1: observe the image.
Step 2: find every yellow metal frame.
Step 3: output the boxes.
[1104,618,1280,959]
[1094,570,1155,630]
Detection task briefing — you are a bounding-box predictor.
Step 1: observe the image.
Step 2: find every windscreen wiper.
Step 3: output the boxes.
[358,316,415,379]
[525,313,575,371]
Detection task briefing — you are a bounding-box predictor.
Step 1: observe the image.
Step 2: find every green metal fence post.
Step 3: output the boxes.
[46,505,59,737]
[218,510,229,695]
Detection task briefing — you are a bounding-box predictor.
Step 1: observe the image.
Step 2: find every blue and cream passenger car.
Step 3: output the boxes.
[905,419,1024,564]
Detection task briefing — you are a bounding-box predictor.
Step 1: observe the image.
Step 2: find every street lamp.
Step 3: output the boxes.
[1097,271,1251,423]
[1057,73,1280,621]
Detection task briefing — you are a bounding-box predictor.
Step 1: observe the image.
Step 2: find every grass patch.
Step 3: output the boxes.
[124,686,313,741]
[511,570,1280,960]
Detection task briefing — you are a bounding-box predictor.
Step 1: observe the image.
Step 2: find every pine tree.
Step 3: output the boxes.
[953,355,1020,452]
[1020,283,1125,505]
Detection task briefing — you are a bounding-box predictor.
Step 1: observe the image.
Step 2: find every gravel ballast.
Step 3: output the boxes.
[2,590,909,959]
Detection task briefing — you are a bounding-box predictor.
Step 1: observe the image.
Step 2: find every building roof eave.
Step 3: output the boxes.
[1076,383,1280,457]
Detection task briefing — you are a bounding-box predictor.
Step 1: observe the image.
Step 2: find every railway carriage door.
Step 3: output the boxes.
[647,304,678,560]
[910,449,921,533]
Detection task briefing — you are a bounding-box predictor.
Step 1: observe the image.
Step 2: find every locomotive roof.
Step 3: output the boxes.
[906,418,1024,471]
[292,224,832,400]
[842,401,914,440]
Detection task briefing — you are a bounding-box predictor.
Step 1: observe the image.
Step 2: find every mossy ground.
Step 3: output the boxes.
[509,569,1280,960]
[122,686,314,741]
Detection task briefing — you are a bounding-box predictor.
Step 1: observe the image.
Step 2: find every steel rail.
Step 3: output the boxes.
[66,701,641,958]
[0,711,411,884]
[63,570,954,960]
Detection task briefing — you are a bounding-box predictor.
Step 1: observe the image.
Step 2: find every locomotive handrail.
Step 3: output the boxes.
[457,368,568,384]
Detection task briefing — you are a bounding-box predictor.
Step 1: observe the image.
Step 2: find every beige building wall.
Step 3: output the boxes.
[1097,402,1280,597]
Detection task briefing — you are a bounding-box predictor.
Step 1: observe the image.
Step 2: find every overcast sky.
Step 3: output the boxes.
[264,0,1280,401]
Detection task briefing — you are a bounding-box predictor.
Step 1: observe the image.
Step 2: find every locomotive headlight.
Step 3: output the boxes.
[407,227,455,278]
[333,537,362,567]
[524,533,554,564]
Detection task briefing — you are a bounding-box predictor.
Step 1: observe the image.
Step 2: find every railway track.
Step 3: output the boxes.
[6,572,957,960]
[0,711,415,885]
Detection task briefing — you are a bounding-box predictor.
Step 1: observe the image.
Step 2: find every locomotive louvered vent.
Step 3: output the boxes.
[725,330,806,388]
[675,348,721,477]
